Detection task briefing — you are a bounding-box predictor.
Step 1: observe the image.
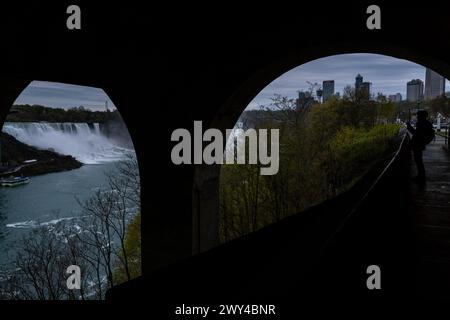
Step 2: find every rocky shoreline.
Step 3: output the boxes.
[0,132,82,177]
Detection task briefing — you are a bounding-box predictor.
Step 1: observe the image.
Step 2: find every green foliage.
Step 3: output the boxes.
[377,100,396,123]
[114,211,141,285]
[430,95,450,118]
[219,95,401,243]
[391,95,450,122]
[329,124,400,191]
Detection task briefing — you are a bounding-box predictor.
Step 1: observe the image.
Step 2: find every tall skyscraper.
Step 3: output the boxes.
[360,82,371,99]
[354,74,371,99]
[425,68,445,100]
[355,74,363,90]
[322,80,335,102]
[407,79,424,102]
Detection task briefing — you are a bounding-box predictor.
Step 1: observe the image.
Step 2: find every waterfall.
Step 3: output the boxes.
[2,122,132,164]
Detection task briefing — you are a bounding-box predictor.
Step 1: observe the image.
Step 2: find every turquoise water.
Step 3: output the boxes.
[0,163,117,266]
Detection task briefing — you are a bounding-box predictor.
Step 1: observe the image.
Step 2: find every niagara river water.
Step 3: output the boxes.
[0,122,134,266]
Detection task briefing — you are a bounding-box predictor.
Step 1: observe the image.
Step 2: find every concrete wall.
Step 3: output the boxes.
[1,3,450,284]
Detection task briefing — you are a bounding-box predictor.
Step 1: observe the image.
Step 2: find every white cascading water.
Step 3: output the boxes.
[2,122,132,164]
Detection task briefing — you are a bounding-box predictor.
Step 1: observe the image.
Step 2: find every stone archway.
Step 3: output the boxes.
[192,44,450,254]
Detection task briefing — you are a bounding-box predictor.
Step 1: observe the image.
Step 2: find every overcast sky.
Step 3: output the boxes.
[12,53,447,112]
[14,81,116,111]
[247,53,447,109]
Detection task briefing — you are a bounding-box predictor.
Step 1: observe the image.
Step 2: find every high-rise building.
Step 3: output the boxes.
[388,93,402,102]
[355,74,363,90]
[296,91,314,109]
[355,74,371,99]
[407,79,424,102]
[322,80,335,102]
[360,81,371,99]
[425,68,445,100]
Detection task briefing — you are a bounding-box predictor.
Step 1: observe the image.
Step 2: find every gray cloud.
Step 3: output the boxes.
[14,81,116,111]
[14,54,446,112]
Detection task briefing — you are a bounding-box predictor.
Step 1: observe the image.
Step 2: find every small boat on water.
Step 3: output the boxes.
[0,176,30,187]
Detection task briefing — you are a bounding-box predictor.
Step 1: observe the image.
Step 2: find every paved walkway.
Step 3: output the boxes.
[412,135,450,301]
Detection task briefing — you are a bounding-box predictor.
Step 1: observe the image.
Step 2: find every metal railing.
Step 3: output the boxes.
[446,126,449,147]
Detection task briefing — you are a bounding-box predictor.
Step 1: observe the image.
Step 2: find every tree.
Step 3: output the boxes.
[377,94,396,124]
[219,94,401,243]
[430,95,450,118]
[0,155,141,300]
[114,211,141,284]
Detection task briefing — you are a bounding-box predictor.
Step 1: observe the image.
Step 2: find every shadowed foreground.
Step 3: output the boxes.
[413,135,450,301]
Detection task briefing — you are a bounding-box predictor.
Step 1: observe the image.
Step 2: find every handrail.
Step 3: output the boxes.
[446,126,449,147]
[107,133,411,302]
[320,132,408,251]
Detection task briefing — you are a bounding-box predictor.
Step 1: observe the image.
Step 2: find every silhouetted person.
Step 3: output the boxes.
[406,110,434,184]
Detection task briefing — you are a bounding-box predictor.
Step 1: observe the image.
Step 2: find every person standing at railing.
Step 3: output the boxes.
[406,110,435,185]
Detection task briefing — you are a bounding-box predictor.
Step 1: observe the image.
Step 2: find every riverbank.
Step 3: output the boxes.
[0,132,82,177]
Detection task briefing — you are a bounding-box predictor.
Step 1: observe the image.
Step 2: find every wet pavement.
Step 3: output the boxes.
[411,135,450,301]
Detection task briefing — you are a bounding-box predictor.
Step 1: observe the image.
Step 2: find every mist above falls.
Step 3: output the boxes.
[2,122,133,164]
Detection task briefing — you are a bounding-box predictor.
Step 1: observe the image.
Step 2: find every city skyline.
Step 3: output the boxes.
[247,53,448,109]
